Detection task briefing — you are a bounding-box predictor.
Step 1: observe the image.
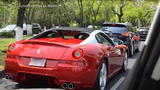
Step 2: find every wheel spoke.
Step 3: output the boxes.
[99,62,107,90]
[123,53,128,70]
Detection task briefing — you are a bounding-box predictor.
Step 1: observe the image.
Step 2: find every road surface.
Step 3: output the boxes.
[0,41,145,90]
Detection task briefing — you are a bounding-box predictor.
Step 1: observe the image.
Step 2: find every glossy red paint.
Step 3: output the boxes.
[5,37,127,89]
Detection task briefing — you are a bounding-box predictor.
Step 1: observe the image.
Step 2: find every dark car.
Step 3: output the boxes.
[138,28,149,41]
[101,22,140,57]
[19,23,42,35]
[32,23,42,34]
[101,30,124,45]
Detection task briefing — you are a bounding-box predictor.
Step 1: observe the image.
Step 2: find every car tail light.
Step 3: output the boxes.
[111,24,116,26]
[72,49,84,59]
[121,33,129,37]
[8,44,15,52]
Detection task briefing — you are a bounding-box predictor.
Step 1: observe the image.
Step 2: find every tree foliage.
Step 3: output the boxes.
[0,0,158,28]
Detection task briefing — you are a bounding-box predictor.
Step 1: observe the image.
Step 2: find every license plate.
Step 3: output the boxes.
[29,58,46,67]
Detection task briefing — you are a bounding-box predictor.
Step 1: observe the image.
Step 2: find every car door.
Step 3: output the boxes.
[101,33,124,69]
[95,33,123,74]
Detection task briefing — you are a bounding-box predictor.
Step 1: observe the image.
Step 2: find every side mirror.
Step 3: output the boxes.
[114,39,124,45]
[115,45,128,49]
[117,40,124,45]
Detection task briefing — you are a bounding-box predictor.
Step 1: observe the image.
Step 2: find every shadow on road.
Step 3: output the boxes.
[130,52,140,59]
[106,70,130,90]
[0,79,62,90]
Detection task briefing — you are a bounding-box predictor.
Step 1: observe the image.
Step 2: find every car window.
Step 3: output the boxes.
[75,33,89,40]
[32,24,39,27]
[139,31,148,34]
[95,33,114,46]
[101,26,128,33]
[6,25,16,29]
[29,30,62,39]
[46,32,59,38]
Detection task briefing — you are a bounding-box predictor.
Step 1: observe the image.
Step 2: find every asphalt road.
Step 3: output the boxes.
[0,41,145,90]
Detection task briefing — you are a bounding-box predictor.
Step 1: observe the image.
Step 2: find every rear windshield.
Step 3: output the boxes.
[139,31,148,34]
[29,30,89,40]
[101,26,128,33]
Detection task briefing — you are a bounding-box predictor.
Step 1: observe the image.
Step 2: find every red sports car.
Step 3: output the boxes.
[4,28,128,90]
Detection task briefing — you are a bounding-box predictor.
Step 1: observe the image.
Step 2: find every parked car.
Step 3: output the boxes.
[0,25,16,35]
[0,24,26,35]
[0,25,16,33]
[137,28,149,41]
[5,28,128,90]
[0,24,42,35]
[101,22,140,57]
[17,23,42,35]
[32,23,42,34]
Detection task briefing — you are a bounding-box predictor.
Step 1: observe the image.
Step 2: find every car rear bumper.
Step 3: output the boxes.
[140,34,147,41]
[5,57,97,89]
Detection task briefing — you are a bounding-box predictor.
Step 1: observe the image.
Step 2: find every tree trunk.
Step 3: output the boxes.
[93,0,103,28]
[77,0,84,27]
[15,0,30,41]
[111,1,126,23]
[118,15,122,22]
[80,0,83,27]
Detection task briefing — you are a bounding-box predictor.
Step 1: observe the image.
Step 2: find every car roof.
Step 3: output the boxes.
[51,27,94,33]
[46,27,94,36]
[102,22,132,27]
[138,29,149,31]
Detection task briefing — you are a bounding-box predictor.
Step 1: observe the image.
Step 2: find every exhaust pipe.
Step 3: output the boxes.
[8,75,13,80]
[5,75,9,79]
[68,83,75,89]
[62,83,68,89]
[62,83,75,89]
[5,74,13,80]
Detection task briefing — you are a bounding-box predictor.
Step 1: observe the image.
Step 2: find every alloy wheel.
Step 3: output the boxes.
[99,62,107,90]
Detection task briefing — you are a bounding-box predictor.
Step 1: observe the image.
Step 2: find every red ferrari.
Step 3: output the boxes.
[4,28,128,90]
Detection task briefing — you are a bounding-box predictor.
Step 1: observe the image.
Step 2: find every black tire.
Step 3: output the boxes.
[135,48,139,52]
[129,44,134,57]
[121,53,128,72]
[12,31,15,36]
[93,60,107,90]
[23,30,27,35]
[135,42,140,52]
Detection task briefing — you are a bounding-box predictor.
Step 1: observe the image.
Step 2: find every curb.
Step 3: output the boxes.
[0,70,4,78]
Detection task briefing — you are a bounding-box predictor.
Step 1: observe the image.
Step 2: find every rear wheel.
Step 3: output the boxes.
[135,42,140,52]
[129,44,134,57]
[135,47,139,52]
[121,53,128,72]
[93,60,107,90]
[12,31,15,36]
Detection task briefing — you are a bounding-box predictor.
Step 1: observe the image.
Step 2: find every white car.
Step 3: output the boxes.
[0,24,27,35]
[0,24,42,35]
[0,25,16,33]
